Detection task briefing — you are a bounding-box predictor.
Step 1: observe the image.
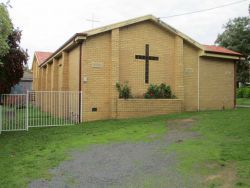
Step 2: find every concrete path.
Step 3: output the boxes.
[236,105,250,108]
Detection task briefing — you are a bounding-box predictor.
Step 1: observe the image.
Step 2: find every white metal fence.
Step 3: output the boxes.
[0,94,27,132]
[0,91,82,134]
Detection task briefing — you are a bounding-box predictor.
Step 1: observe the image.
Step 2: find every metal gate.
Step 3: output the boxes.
[0,91,82,133]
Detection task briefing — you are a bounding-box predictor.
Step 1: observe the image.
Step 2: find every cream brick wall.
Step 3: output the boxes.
[32,60,38,91]
[61,52,69,90]
[68,47,80,91]
[67,47,80,119]
[57,57,63,91]
[82,32,112,121]
[37,66,43,91]
[37,68,41,90]
[174,36,184,100]
[46,63,52,91]
[199,57,235,110]
[51,58,59,91]
[119,21,176,97]
[41,67,46,91]
[183,42,200,111]
[111,29,120,118]
[117,99,182,119]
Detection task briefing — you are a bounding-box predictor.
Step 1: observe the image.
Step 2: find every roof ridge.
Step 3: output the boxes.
[82,14,155,34]
[35,51,53,53]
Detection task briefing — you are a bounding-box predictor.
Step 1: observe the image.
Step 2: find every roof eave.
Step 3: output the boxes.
[154,18,204,50]
[201,52,246,60]
[39,33,87,67]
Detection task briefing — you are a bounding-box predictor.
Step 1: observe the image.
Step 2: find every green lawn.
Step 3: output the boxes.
[237,98,250,106]
[168,109,250,187]
[0,109,250,187]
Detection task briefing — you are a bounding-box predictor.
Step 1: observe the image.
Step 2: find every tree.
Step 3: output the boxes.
[0,7,28,93]
[215,17,250,85]
[0,3,12,58]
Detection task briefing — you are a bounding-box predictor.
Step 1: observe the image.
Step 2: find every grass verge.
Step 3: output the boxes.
[167,109,250,187]
[237,98,250,106]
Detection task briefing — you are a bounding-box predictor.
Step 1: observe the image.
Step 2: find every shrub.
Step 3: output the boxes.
[237,88,244,98]
[237,87,250,98]
[144,84,159,99]
[116,82,132,99]
[243,88,250,98]
[144,83,175,99]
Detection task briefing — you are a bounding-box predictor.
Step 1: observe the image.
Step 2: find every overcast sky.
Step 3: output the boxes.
[3,0,250,67]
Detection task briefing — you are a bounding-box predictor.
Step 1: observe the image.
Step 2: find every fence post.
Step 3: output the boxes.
[0,105,2,134]
[80,91,83,123]
[26,91,29,131]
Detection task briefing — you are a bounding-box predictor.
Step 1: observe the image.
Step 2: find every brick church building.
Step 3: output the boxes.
[32,15,243,121]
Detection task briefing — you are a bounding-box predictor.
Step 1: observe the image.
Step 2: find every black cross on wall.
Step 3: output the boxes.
[135,44,159,84]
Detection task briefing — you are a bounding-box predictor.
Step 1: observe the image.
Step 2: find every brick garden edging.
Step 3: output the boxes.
[116,99,183,119]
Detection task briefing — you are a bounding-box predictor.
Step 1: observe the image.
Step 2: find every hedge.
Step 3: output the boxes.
[237,87,250,98]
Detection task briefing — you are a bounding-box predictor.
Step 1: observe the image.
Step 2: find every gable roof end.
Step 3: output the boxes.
[35,51,53,65]
[83,14,204,50]
[39,15,205,67]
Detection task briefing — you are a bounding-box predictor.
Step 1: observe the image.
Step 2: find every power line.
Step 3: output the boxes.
[159,0,249,19]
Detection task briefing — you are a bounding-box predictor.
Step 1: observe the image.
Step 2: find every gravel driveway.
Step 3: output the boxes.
[30,119,200,188]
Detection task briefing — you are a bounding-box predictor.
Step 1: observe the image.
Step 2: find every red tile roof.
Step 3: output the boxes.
[203,45,242,56]
[35,51,53,65]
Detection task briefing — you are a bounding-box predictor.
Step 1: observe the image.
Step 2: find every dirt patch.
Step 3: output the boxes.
[205,163,237,188]
[167,118,196,131]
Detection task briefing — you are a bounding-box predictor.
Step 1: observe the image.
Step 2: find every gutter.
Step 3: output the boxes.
[78,41,83,123]
[201,51,246,60]
[198,56,200,111]
[234,62,237,108]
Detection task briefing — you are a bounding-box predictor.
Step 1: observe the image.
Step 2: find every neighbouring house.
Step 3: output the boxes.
[32,15,244,121]
[11,69,33,94]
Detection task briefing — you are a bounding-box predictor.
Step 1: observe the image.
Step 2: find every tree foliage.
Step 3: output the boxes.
[0,6,28,93]
[0,3,12,58]
[216,17,250,84]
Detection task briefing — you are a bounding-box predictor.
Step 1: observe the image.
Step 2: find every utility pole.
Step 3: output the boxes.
[86,14,100,29]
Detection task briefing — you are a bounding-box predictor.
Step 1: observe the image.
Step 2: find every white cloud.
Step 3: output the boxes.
[6,0,249,67]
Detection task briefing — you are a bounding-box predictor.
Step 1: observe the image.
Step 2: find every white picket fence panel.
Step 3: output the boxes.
[0,91,82,134]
